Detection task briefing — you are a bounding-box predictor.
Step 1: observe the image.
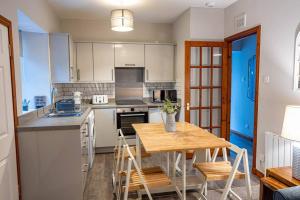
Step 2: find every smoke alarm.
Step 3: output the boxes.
[205,1,216,7]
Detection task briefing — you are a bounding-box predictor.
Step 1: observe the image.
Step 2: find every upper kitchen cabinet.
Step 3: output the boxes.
[93,43,115,82]
[145,44,175,82]
[115,43,144,67]
[76,43,94,82]
[50,33,75,83]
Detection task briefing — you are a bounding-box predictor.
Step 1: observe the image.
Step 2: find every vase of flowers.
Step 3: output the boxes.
[161,99,180,132]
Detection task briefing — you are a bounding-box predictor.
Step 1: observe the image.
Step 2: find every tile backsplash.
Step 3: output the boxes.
[53,82,178,100]
[53,83,115,100]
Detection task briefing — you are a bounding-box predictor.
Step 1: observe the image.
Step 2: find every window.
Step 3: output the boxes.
[294,31,300,90]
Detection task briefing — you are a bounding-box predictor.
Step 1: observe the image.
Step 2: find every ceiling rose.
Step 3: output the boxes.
[111,9,134,32]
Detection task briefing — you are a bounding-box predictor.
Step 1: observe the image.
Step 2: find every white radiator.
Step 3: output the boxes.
[265,132,294,171]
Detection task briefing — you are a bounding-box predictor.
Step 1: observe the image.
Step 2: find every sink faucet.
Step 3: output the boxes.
[50,87,58,113]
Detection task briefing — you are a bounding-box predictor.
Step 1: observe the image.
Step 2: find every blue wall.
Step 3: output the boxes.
[230,34,257,138]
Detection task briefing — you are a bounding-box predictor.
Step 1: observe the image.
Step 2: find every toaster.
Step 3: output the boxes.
[92,95,108,104]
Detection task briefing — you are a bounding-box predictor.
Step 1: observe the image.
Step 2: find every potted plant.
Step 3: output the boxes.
[161,99,180,132]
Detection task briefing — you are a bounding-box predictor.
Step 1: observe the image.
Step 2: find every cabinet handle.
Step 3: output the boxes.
[113,110,116,125]
[146,69,149,81]
[112,69,114,81]
[77,69,80,80]
[125,64,135,67]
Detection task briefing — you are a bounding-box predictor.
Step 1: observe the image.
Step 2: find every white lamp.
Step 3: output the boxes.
[281,105,300,180]
[111,9,134,32]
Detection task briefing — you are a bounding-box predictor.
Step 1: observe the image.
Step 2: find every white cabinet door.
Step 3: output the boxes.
[95,109,117,148]
[76,43,93,82]
[115,44,144,67]
[50,33,72,83]
[93,43,114,82]
[149,108,163,123]
[145,44,175,82]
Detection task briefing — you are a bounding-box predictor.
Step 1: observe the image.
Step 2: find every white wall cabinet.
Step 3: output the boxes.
[94,108,117,148]
[50,33,75,83]
[145,44,175,82]
[76,43,94,82]
[93,43,115,82]
[115,44,144,67]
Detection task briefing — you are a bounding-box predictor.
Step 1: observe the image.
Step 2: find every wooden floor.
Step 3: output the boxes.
[84,153,260,200]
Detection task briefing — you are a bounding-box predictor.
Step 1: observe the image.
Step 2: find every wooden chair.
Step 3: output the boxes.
[117,144,172,200]
[193,141,252,200]
[113,129,151,193]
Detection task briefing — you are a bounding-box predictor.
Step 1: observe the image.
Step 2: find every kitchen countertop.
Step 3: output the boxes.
[17,98,181,132]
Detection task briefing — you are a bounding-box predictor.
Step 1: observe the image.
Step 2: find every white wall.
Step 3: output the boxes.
[0,0,60,115]
[172,9,191,121]
[225,0,300,172]
[21,31,51,110]
[190,7,224,40]
[61,19,173,43]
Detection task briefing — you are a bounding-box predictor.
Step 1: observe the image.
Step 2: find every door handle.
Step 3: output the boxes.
[186,103,190,111]
[146,69,149,81]
[112,69,114,81]
[113,110,116,125]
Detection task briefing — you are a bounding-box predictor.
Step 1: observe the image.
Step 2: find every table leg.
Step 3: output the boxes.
[182,151,186,200]
[136,135,141,167]
[167,152,170,176]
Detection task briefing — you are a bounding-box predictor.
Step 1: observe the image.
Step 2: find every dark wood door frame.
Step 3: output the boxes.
[0,15,22,198]
[224,25,263,177]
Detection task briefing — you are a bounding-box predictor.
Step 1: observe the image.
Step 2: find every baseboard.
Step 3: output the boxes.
[95,147,114,154]
[231,129,253,142]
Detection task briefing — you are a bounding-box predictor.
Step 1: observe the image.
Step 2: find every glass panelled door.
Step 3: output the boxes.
[185,41,227,138]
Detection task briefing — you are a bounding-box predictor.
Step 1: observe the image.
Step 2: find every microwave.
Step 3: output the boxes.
[152,90,177,103]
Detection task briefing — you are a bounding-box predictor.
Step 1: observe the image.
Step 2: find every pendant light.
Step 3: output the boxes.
[111,9,134,32]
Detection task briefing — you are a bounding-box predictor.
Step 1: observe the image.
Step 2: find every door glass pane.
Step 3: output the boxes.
[201,109,210,127]
[213,68,222,86]
[202,68,210,86]
[191,89,200,107]
[213,47,222,66]
[212,89,221,106]
[190,68,200,87]
[201,89,210,107]
[190,110,199,126]
[212,128,220,137]
[191,47,200,66]
[212,109,221,126]
[202,47,211,66]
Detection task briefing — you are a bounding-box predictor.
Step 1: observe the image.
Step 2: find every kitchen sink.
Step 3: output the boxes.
[46,111,83,118]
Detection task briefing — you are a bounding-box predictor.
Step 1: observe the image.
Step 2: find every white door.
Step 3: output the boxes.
[93,43,114,82]
[145,44,174,82]
[0,23,19,200]
[76,43,93,81]
[115,44,144,67]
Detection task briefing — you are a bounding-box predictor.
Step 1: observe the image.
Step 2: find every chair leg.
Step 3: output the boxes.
[123,160,132,200]
[243,150,253,200]
[220,150,244,200]
[175,153,182,174]
[137,190,142,200]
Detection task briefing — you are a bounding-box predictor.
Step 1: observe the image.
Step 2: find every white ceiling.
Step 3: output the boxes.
[46,0,238,23]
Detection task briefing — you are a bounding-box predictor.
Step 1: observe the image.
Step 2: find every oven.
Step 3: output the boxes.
[117,107,148,139]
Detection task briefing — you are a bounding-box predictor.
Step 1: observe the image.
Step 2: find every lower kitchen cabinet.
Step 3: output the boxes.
[95,108,117,148]
[149,108,163,123]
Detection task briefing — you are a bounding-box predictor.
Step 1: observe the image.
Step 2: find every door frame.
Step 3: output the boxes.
[184,41,227,135]
[0,15,21,198]
[224,25,262,177]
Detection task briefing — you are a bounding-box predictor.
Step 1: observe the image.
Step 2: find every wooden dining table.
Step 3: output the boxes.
[132,122,231,200]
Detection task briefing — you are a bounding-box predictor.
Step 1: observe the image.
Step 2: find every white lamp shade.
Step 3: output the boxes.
[281,105,300,141]
[111,9,134,32]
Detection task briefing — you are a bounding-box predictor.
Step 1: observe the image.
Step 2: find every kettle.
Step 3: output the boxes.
[73,91,82,105]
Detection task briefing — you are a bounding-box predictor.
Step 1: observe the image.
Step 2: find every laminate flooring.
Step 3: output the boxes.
[84,153,260,200]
